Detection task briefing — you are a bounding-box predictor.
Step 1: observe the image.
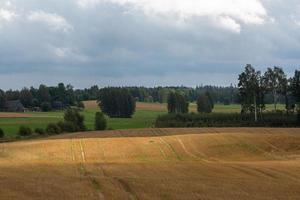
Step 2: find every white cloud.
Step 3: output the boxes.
[216,16,241,33]
[77,0,101,8]
[77,0,268,32]
[27,11,73,33]
[0,8,17,22]
[54,47,69,58]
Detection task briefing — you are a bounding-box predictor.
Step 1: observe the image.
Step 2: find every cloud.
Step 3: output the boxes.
[0,0,299,89]
[77,0,101,8]
[77,0,268,32]
[0,9,17,22]
[215,16,241,33]
[27,11,73,33]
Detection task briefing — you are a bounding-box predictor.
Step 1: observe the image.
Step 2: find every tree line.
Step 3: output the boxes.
[157,65,300,127]
[0,84,238,111]
[0,83,80,111]
[238,65,300,122]
[77,85,239,104]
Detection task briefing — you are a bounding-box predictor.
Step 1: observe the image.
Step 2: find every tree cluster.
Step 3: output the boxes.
[197,92,214,113]
[98,88,136,118]
[0,83,79,111]
[238,65,300,122]
[167,92,189,114]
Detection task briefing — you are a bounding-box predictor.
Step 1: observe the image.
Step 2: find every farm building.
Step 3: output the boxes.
[4,100,25,112]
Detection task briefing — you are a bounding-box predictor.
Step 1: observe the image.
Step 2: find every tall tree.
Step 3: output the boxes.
[57,83,66,102]
[238,64,262,122]
[20,88,33,108]
[197,93,213,113]
[0,90,6,110]
[205,91,214,109]
[38,84,51,103]
[263,67,287,111]
[167,92,189,114]
[291,70,300,122]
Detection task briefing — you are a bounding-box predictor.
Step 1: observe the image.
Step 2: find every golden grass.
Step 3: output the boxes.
[83,100,99,110]
[0,128,300,199]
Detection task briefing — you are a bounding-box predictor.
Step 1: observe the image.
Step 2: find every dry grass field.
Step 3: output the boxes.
[0,128,300,199]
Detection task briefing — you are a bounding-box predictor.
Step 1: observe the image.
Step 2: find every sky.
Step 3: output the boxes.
[0,0,300,89]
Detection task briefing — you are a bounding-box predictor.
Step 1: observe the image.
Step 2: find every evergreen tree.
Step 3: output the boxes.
[205,91,214,109]
[167,92,189,113]
[291,70,300,122]
[98,88,136,118]
[20,88,33,108]
[0,90,6,110]
[197,93,213,113]
[38,84,51,103]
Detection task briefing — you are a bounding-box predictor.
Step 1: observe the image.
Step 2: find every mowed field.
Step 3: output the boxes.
[0,128,300,199]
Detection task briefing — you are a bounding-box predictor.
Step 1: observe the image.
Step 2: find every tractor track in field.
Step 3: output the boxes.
[115,178,139,200]
[151,129,182,161]
[76,138,139,200]
[230,164,277,179]
[153,128,212,162]
[2,128,300,200]
[175,136,200,160]
[71,139,105,200]
[148,129,167,160]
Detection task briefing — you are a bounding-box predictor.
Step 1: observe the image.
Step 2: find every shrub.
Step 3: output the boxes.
[18,126,32,137]
[0,128,4,138]
[95,112,107,130]
[77,101,85,109]
[41,102,52,112]
[64,108,86,131]
[35,128,45,135]
[57,121,76,133]
[155,113,298,128]
[46,123,62,134]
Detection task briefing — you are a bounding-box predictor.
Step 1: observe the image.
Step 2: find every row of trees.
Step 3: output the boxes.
[0,83,79,111]
[238,65,300,122]
[74,85,240,104]
[167,91,214,114]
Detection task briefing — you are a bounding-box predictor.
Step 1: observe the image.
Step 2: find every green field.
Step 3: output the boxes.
[0,103,286,138]
[0,109,165,138]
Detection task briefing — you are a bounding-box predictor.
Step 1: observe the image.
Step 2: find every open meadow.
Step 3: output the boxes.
[0,101,287,138]
[0,128,299,199]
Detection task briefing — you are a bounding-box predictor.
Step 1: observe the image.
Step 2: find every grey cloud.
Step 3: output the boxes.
[0,0,299,89]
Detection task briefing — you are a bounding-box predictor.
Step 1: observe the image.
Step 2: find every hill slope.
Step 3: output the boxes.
[0,128,300,199]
